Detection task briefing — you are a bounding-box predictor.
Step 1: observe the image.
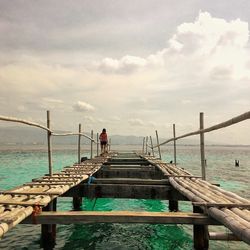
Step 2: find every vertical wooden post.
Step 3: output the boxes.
[75,124,83,209]
[193,205,209,250]
[109,138,111,152]
[145,136,148,155]
[155,130,161,160]
[173,124,177,165]
[41,199,57,249]
[90,130,93,159]
[96,133,99,156]
[73,196,82,210]
[47,111,52,176]
[169,192,178,212]
[200,112,206,180]
[150,136,155,157]
[42,111,55,249]
[142,137,145,154]
[78,124,81,164]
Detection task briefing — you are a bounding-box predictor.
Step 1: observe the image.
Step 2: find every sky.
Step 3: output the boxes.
[0,0,250,144]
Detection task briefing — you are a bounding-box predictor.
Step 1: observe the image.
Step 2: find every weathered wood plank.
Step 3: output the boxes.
[22,211,219,225]
[93,178,169,185]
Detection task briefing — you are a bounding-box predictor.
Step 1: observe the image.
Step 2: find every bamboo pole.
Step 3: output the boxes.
[142,137,145,154]
[200,112,206,180]
[52,132,93,142]
[78,124,81,164]
[173,124,177,165]
[97,133,99,156]
[150,136,155,157]
[157,111,250,148]
[145,136,148,155]
[90,130,93,159]
[109,138,111,152]
[0,115,51,132]
[155,130,162,160]
[47,111,52,176]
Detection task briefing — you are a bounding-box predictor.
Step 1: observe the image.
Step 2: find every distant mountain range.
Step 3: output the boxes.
[0,126,202,146]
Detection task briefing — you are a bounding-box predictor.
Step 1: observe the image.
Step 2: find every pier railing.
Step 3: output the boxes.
[144,111,250,180]
[0,110,110,175]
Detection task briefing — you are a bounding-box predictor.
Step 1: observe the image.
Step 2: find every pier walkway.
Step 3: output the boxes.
[0,151,249,249]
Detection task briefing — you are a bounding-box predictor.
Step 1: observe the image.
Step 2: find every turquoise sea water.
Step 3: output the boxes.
[0,144,249,250]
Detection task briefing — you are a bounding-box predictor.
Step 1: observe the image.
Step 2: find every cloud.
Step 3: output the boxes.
[128,118,144,126]
[98,55,147,74]
[94,11,250,82]
[73,101,95,112]
[168,12,249,54]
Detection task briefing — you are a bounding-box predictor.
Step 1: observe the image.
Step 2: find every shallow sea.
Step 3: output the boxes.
[0,144,249,250]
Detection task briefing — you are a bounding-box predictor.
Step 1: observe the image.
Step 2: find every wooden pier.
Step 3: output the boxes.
[0,152,249,249]
[1,111,250,249]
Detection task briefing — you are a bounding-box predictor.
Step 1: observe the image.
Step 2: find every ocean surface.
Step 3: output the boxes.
[0,144,249,250]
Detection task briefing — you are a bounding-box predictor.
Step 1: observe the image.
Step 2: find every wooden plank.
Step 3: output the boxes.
[80,183,170,200]
[22,211,219,225]
[93,178,169,185]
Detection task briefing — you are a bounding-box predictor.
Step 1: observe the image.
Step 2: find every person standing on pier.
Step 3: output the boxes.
[99,128,108,155]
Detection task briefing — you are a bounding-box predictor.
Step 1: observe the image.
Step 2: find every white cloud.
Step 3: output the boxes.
[169,12,249,54]
[73,101,95,112]
[94,11,250,84]
[97,55,147,74]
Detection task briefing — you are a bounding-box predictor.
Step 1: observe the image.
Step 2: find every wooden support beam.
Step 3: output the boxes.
[41,199,57,249]
[105,160,150,165]
[73,197,82,210]
[95,168,164,179]
[193,206,209,250]
[93,178,169,185]
[104,165,153,169]
[169,190,179,212]
[81,183,170,199]
[22,211,219,225]
[102,167,152,171]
